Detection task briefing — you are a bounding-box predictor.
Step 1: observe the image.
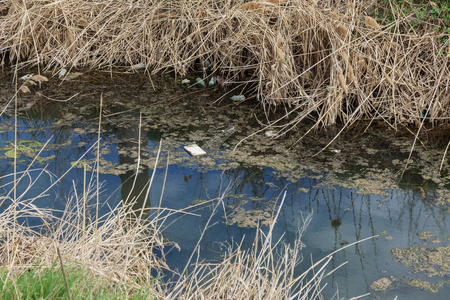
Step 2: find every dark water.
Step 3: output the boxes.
[1,73,449,299]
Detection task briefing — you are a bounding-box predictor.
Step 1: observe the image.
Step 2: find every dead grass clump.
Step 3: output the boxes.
[0,171,167,296]
[167,233,323,299]
[166,195,329,300]
[1,0,448,130]
[0,171,333,298]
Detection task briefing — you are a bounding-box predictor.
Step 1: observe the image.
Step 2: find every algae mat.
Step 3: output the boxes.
[1,72,449,299]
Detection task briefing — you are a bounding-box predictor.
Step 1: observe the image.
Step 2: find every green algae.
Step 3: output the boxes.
[2,139,55,163]
[370,277,392,291]
[368,231,450,296]
[2,71,450,217]
[391,245,449,278]
[225,206,275,228]
[406,278,449,293]
[418,231,434,240]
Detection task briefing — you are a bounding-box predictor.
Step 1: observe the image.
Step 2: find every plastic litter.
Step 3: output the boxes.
[195,78,206,87]
[181,79,191,84]
[58,69,67,79]
[19,74,34,81]
[265,130,277,138]
[221,126,235,133]
[184,144,207,156]
[131,63,146,70]
[230,95,245,102]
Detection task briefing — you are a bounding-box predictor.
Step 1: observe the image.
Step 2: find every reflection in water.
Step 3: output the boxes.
[116,118,151,215]
[0,97,448,300]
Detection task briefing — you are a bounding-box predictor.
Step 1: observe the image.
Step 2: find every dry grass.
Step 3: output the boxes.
[0,168,337,299]
[0,110,335,299]
[0,168,169,296]
[166,194,328,300]
[2,0,448,131]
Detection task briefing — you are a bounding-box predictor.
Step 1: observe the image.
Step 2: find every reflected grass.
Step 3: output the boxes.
[0,96,362,299]
[0,158,338,299]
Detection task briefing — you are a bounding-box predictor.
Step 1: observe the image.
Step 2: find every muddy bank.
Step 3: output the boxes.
[2,0,449,129]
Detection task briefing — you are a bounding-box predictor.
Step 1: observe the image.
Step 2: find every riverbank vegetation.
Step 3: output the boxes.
[1,0,449,131]
[1,1,446,298]
[0,166,332,299]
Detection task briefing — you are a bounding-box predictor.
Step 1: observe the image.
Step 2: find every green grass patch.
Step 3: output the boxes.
[376,0,450,44]
[0,263,156,300]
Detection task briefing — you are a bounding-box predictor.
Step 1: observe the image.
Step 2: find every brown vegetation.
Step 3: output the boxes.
[0,173,168,296]
[0,165,332,298]
[1,0,449,131]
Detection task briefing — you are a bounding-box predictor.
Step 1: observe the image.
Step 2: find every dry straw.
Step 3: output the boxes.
[1,0,449,131]
[166,192,329,300]
[0,149,336,298]
[0,168,169,296]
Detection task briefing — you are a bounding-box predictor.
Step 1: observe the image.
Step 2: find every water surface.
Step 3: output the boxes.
[1,73,449,299]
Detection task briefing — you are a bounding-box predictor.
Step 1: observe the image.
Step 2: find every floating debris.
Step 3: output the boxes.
[298,187,310,193]
[58,68,67,79]
[57,69,83,80]
[19,74,34,81]
[131,63,146,71]
[391,245,450,277]
[184,144,207,156]
[181,79,191,84]
[265,130,277,138]
[231,95,245,102]
[195,78,206,87]
[221,126,235,133]
[208,77,215,87]
[370,277,392,291]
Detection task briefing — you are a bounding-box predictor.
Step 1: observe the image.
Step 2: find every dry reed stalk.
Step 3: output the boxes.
[0,0,448,130]
[0,118,170,295]
[0,171,169,295]
[166,192,329,299]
